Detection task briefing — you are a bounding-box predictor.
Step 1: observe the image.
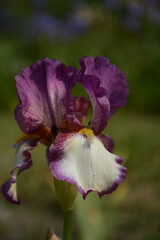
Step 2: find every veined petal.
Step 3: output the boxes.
[78,74,110,135]
[15,58,81,133]
[79,56,129,133]
[48,130,127,199]
[15,58,59,133]
[74,96,90,123]
[94,56,129,117]
[45,61,81,128]
[1,139,38,204]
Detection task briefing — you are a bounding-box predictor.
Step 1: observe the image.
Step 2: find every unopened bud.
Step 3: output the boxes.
[53,178,78,211]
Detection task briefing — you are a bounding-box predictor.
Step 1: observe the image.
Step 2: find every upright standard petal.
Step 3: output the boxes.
[48,129,127,199]
[1,139,38,204]
[80,56,129,131]
[15,58,82,134]
[15,58,59,133]
[74,96,90,123]
[45,61,81,128]
[78,73,110,135]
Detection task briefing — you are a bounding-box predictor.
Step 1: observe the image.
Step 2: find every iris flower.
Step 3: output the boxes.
[2,56,128,204]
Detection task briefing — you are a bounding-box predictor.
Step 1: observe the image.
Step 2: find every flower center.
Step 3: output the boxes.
[17,125,94,147]
[78,128,94,139]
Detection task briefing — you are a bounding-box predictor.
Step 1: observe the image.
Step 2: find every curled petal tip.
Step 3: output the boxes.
[1,180,20,205]
[1,139,38,204]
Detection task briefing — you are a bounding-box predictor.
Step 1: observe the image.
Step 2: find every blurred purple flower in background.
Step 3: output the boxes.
[147,7,160,25]
[144,0,160,26]
[1,0,160,40]
[144,0,159,6]
[123,16,141,32]
[123,2,143,32]
[27,12,89,41]
[104,0,121,11]
[66,14,90,35]
[28,14,62,39]
[126,2,143,18]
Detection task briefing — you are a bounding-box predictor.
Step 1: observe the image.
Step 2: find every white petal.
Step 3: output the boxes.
[52,133,126,197]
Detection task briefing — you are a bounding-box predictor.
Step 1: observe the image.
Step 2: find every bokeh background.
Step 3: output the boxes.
[0,0,160,239]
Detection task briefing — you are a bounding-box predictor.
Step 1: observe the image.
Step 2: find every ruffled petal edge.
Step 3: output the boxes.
[47,131,127,199]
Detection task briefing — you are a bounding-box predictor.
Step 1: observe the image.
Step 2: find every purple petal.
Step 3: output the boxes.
[78,73,110,134]
[74,96,90,123]
[47,131,127,199]
[15,58,58,133]
[98,133,114,152]
[79,56,129,133]
[1,139,38,204]
[15,58,81,134]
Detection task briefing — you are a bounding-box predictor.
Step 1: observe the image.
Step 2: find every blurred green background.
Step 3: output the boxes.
[0,0,160,239]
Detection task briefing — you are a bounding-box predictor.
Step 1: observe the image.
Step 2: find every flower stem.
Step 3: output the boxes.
[63,210,73,240]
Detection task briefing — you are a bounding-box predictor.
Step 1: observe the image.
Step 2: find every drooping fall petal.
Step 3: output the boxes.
[48,130,127,199]
[1,139,38,204]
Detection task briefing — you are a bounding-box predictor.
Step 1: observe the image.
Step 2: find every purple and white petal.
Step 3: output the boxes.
[48,132,127,199]
[1,139,38,204]
[80,56,129,124]
[15,58,81,133]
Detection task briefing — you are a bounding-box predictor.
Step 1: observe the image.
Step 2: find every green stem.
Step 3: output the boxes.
[63,210,73,240]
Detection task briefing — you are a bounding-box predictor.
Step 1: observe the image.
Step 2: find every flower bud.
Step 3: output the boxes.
[53,178,78,211]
